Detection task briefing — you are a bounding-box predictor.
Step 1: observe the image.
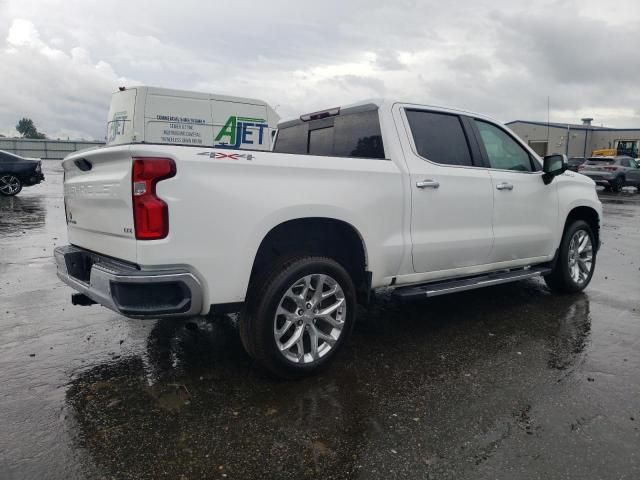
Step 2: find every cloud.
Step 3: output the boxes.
[0,19,134,139]
[1,0,639,139]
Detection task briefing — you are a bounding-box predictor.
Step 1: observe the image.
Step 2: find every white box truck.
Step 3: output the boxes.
[106,86,280,150]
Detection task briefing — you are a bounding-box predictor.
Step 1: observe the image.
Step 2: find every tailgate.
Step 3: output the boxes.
[62,145,137,262]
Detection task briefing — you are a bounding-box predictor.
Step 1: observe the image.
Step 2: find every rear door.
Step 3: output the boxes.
[472,119,558,263]
[400,107,494,273]
[63,146,137,262]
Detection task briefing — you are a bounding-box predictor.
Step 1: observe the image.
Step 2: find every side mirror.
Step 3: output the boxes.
[542,154,567,185]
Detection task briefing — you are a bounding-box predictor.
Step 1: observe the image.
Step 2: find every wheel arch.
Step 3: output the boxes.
[248,217,371,304]
[563,205,600,250]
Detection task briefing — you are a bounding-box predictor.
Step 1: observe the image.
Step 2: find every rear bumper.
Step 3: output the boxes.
[582,172,614,185]
[23,172,45,186]
[54,245,203,319]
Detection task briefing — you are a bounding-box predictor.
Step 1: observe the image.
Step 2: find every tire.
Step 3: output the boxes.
[611,176,624,193]
[544,220,596,293]
[239,256,356,379]
[0,175,22,196]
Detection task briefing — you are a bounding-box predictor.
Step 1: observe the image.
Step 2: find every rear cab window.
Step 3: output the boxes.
[274,105,386,159]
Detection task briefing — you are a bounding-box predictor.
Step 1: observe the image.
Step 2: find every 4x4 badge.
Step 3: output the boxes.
[197,151,254,161]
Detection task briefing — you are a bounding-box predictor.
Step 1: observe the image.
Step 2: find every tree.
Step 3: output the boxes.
[16,118,46,139]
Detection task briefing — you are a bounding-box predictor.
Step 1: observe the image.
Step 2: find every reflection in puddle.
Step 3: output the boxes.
[0,195,46,235]
[547,296,591,370]
[65,283,594,478]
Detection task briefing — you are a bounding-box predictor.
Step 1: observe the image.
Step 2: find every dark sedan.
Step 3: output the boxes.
[0,150,45,196]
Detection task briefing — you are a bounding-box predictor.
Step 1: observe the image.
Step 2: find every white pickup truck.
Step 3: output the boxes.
[55,97,602,378]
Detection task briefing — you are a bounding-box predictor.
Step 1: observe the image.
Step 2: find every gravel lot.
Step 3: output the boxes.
[1,162,639,479]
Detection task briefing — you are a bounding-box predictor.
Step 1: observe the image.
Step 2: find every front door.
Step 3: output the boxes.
[622,157,640,186]
[399,107,494,273]
[472,119,559,263]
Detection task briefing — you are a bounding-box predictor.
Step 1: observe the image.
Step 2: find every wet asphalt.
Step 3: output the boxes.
[1,162,639,480]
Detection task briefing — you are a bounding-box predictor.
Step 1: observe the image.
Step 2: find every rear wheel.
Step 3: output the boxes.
[0,175,22,196]
[544,220,596,293]
[239,256,356,379]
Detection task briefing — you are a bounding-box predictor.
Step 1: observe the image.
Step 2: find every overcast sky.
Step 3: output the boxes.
[1,0,639,140]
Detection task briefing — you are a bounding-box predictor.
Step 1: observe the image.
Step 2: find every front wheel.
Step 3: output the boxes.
[611,176,624,193]
[0,175,22,196]
[544,220,596,293]
[239,256,356,379]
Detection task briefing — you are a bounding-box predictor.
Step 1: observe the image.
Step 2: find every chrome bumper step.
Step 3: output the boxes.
[392,266,552,301]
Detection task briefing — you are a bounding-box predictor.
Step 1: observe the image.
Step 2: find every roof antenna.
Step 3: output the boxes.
[546,95,550,147]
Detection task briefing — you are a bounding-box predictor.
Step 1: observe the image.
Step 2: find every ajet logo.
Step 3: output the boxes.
[107,111,128,143]
[214,116,268,149]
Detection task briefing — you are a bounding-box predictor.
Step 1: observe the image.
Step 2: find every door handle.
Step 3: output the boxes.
[416,180,440,189]
[496,182,514,191]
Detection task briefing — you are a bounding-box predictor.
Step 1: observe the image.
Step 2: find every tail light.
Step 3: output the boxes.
[578,165,585,170]
[604,166,618,171]
[132,157,176,240]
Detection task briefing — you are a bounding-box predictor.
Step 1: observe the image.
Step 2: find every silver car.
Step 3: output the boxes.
[579,156,640,192]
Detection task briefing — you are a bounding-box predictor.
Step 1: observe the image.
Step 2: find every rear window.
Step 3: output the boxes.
[273,123,307,154]
[274,109,385,159]
[568,157,585,165]
[586,158,615,165]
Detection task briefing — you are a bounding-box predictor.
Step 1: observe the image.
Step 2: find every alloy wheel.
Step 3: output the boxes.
[568,229,593,285]
[0,175,21,195]
[273,274,346,364]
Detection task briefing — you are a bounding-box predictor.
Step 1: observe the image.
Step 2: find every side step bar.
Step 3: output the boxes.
[392,266,552,301]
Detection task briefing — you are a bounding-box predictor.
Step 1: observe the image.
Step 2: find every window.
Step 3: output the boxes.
[274,109,385,159]
[405,110,473,166]
[308,127,334,156]
[273,123,307,154]
[332,111,384,158]
[475,120,533,172]
[620,158,633,167]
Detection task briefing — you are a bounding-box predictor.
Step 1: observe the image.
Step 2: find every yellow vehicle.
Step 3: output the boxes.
[592,148,616,157]
[592,141,639,158]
